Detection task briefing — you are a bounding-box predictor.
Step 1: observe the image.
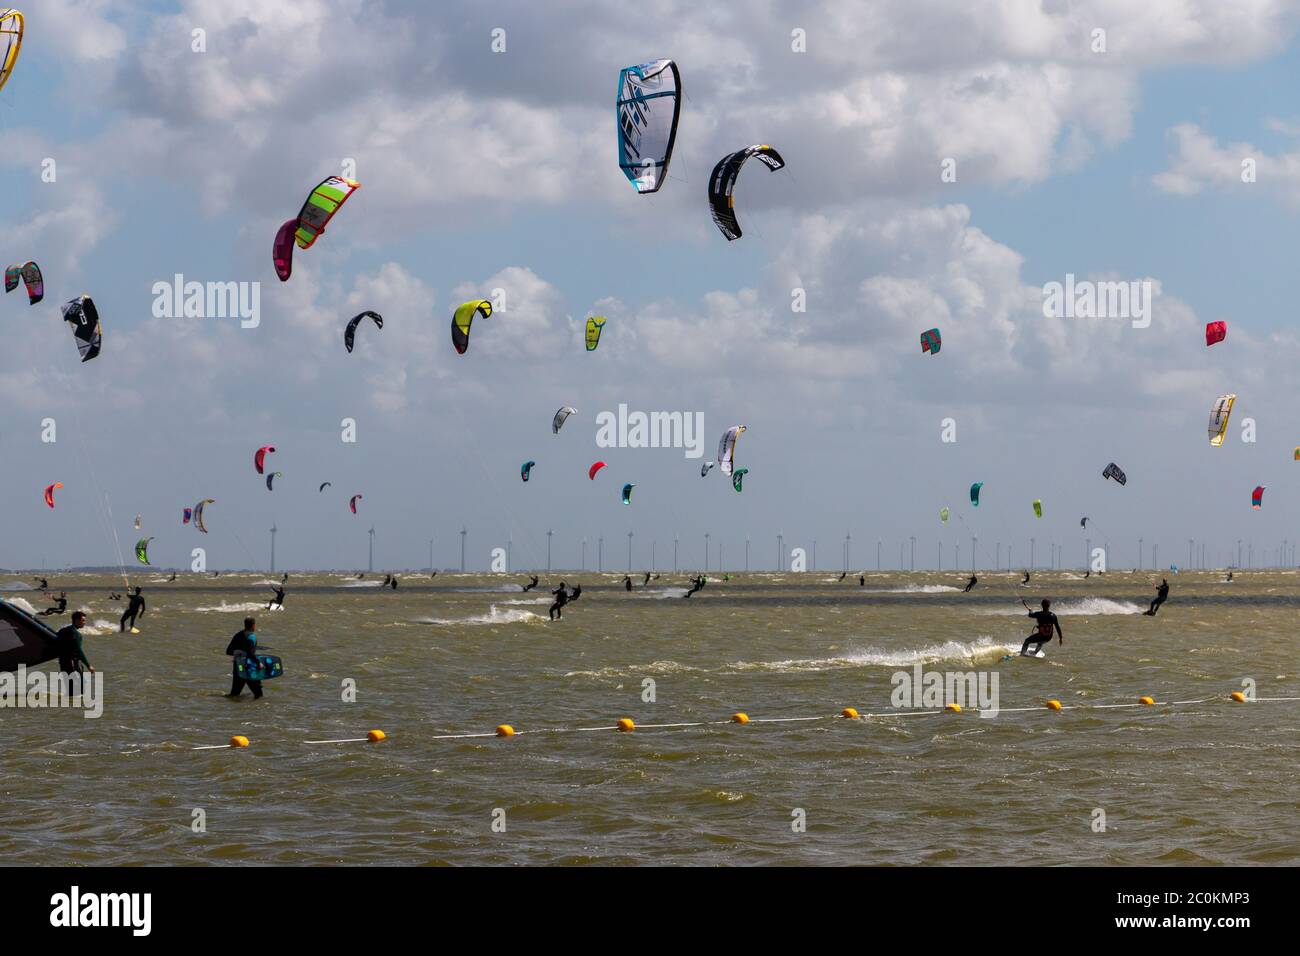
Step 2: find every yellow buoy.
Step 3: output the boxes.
[1139,696,1155,706]
[731,712,749,724]
[229,735,249,748]
[945,703,962,713]
[616,718,635,732]
[367,729,387,742]
[496,724,515,737]
[1230,691,1246,703]
[1046,699,1062,711]
[841,707,859,719]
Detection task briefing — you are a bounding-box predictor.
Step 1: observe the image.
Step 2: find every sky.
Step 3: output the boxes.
[3,0,1300,573]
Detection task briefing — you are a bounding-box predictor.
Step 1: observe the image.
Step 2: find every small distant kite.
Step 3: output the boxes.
[1208,394,1236,447]
[1080,517,1088,528]
[61,296,102,362]
[193,499,215,533]
[1102,462,1127,485]
[585,316,606,352]
[970,482,983,507]
[732,468,748,493]
[940,507,950,523]
[182,508,192,525]
[920,328,941,355]
[552,407,577,434]
[718,425,747,476]
[1205,321,1227,347]
[43,482,62,509]
[319,482,331,492]
[1032,499,1043,518]
[1252,486,1265,510]
[621,483,635,505]
[451,300,493,355]
[273,219,297,282]
[344,311,383,353]
[588,461,606,480]
[255,445,276,475]
[349,494,362,514]
[0,9,24,95]
[134,514,142,529]
[700,461,715,477]
[266,472,283,491]
[521,460,535,482]
[135,537,153,566]
[4,261,42,304]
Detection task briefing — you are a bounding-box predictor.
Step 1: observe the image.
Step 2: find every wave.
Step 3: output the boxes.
[977,597,1143,616]
[335,581,384,588]
[725,637,1016,674]
[192,601,271,613]
[418,605,546,626]
[862,584,961,594]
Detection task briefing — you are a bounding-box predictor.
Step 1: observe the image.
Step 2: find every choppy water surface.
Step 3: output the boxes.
[2,569,1296,865]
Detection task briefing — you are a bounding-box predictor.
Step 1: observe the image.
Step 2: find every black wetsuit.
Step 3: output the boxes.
[859,575,865,586]
[549,585,569,620]
[1021,610,1062,655]
[684,576,706,599]
[963,576,978,593]
[52,623,90,675]
[120,591,145,631]
[226,628,263,699]
[522,576,539,593]
[269,586,286,609]
[39,596,68,617]
[623,576,633,592]
[389,577,398,590]
[643,572,651,586]
[838,572,846,581]
[1022,572,1031,585]
[37,578,48,590]
[1147,582,1169,615]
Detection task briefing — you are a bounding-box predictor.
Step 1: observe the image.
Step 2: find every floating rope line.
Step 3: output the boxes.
[187,689,1284,750]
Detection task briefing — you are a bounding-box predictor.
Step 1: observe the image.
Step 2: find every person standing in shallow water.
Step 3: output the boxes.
[120,587,146,632]
[53,611,94,675]
[549,583,569,620]
[226,616,263,699]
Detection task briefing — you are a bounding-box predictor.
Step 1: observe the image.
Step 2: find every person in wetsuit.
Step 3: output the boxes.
[226,616,263,699]
[120,587,146,632]
[643,571,652,586]
[549,583,569,620]
[623,575,633,592]
[268,585,286,610]
[38,591,69,616]
[838,571,847,581]
[108,592,122,601]
[389,575,398,590]
[1021,571,1031,585]
[53,611,94,675]
[521,576,539,593]
[36,576,49,590]
[1020,598,1062,655]
[1226,571,1234,582]
[1146,578,1170,616]
[963,574,978,593]
[684,575,706,599]
[382,574,392,587]
[281,572,289,583]
[859,575,866,586]
[168,572,177,582]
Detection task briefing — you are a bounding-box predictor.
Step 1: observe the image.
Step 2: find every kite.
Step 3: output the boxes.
[4,261,41,304]
[616,59,681,194]
[451,299,492,355]
[970,483,983,507]
[1102,462,1127,485]
[344,311,383,353]
[135,537,153,566]
[920,328,941,355]
[1208,394,1236,447]
[732,468,748,492]
[254,445,276,475]
[718,425,747,476]
[1206,321,1227,347]
[61,296,102,362]
[1080,517,1088,528]
[0,8,23,95]
[319,482,331,492]
[1295,448,1300,461]
[1032,499,1043,518]
[193,499,214,533]
[700,461,715,477]
[588,461,607,480]
[43,482,62,509]
[585,316,606,352]
[1252,486,1265,510]
[521,460,535,482]
[294,176,360,250]
[621,483,635,505]
[350,494,362,514]
[134,514,142,530]
[272,219,297,281]
[707,145,786,241]
[266,472,283,491]
[552,406,577,434]
[940,507,949,523]
[182,508,192,525]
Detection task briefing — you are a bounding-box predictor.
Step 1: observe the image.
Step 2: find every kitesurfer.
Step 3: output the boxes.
[108,592,122,601]
[53,611,94,675]
[522,576,539,593]
[684,575,706,599]
[38,591,68,616]
[119,587,146,632]
[623,575,633,592]
[1145,579,1170,616]
[859,575,865,586]
[226,616,263,699]
[1226,571,1234,582]
[1021,571,1031,585]
[268,585,286,610]
[1020,598,1062,656]
[643,571,652,586]
[35,576,48,590]
[549,583,570,621]
[963,574,978,593]
[389,576,398,590]
[838,572,846,582]
[382,574,392,587]
[168,572,177,582]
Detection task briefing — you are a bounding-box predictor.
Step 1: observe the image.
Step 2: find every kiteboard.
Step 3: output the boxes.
[130,627,141,634]
[235,654,283,681]
[1000,649,1046,661]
